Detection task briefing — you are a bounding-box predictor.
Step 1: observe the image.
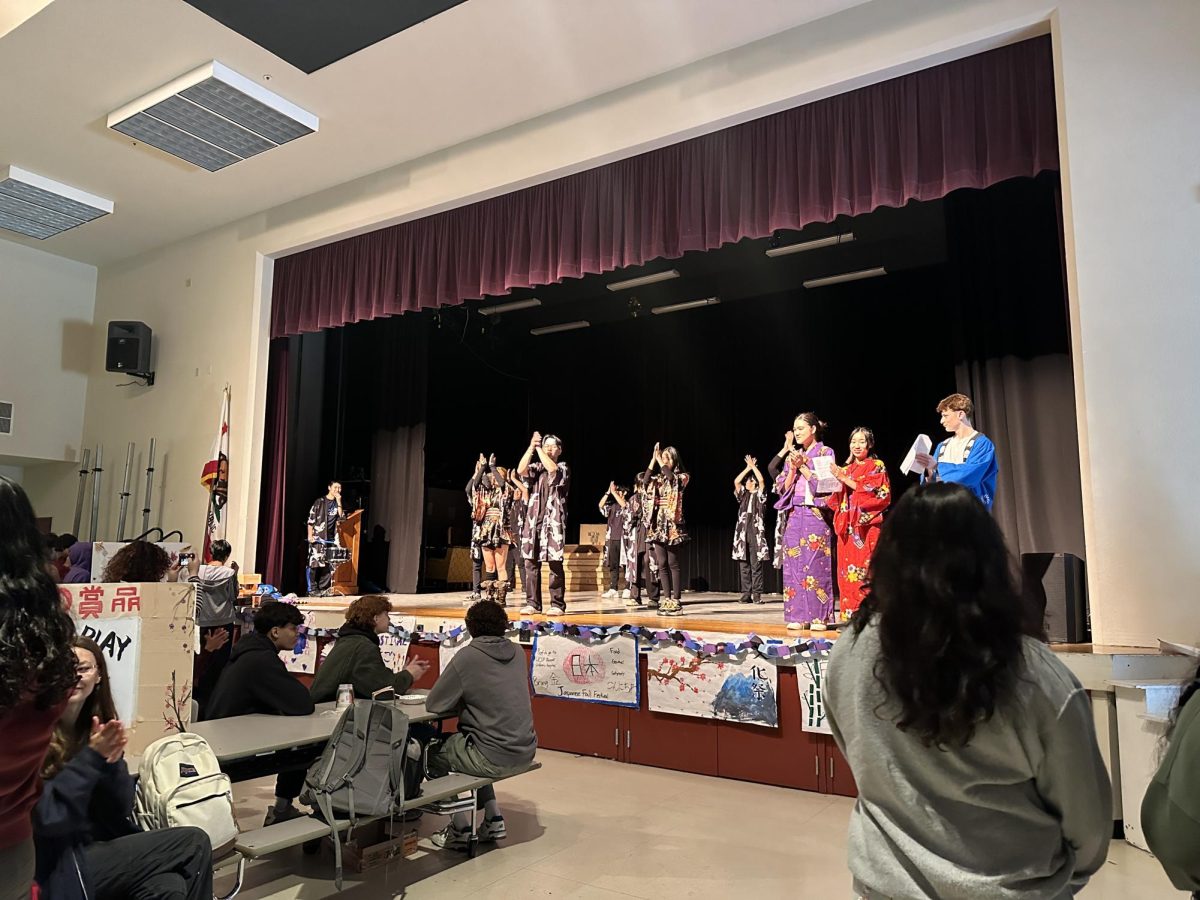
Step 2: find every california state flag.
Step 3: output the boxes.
[201,386,230,562]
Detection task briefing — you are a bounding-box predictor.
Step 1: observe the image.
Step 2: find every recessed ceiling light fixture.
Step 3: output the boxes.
[479,298,542,316]
[803,267,888,289]
[606,269,680,291]
[108,61,318,172]
[530,320,590,336]
[765,232,854,258]
[0,166,113,239]
[650,297,720,316]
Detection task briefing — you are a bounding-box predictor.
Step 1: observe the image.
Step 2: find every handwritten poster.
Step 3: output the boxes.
[646,646,779,728]
[280,637,318,674]
[76,614,142,724]
[378,633,411,674]
[530,633,639,707]
[439,635,471,671]
[796,657,832,734]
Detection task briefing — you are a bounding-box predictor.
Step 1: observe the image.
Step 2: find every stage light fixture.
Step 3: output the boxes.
[650,297,720,316]
[108,61,318,171]
[605,269,680,291]
[0,166,113,239]
[530,320,590,336]
[478,298,542,316]
[803,267,888,289]
[765,232,854,258]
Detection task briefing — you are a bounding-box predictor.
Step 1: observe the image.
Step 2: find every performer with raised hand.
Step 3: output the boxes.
[468,453,513,605]
[517,431,571,615]
[732,455,769,604]
[914,393,998,511]
[644,443,690,616]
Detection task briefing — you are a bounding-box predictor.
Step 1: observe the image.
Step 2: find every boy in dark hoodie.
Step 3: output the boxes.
[425,601,537,850]
[203,601,316,825]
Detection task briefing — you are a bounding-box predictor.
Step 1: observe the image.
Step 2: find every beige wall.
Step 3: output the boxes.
[19,0,1199,645]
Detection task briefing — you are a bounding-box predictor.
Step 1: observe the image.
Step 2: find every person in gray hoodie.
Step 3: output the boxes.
[826,483,1111,900]
[424,600,536,850]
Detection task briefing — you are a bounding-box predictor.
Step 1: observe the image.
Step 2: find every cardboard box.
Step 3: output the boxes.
[330,821,420,871]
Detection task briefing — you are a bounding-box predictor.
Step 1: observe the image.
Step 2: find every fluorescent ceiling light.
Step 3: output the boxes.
[108,61,318,172]
[606,269,680,291]
[479,298,541,316]
[530,320,590,336]
[650,297,720,316]
[0,166,113,240]
[765,232,854,258]
[803,267,888,289]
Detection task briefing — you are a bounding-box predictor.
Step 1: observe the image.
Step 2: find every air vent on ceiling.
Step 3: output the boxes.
[0,167,114,240]
[107,61,319,172]
[0,401,12,435]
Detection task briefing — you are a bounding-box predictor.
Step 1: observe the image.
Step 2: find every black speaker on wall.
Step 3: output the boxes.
[1022,552,1089,644]
[106,321,154,383]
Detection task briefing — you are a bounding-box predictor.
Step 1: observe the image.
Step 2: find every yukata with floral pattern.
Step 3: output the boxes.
[520,461,570,563]
[773,444,835,625]
[826,457,890,617]
[469,466,512,549]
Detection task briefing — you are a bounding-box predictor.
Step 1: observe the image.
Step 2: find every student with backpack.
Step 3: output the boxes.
[33,638,213,900]
[425,601,537,850]
[204,601,317,825]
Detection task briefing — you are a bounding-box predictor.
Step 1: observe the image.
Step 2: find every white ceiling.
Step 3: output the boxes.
[0,0,868,267]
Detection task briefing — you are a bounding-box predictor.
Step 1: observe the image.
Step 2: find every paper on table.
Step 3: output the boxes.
[900,434,932,476]
[812,455,839,494]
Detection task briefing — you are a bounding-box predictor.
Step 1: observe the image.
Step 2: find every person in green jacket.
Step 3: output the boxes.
[310,595,429,702]
[1143,661,1200,897]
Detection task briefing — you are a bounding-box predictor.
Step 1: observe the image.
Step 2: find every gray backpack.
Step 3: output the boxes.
[301,692,418,887]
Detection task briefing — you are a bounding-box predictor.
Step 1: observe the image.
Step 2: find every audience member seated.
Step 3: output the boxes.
[424,601,536,850]
[204,601,316,826]
[185,539,240,717]
[100,540,181,583]
[63,541,93,585]
[826,483,1112,900]
[0,476,78,900]
[1142,659,1200,896]
[310,594,430,702]
[33,637,212,900]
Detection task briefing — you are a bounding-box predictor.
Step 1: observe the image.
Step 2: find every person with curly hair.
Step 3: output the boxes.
[100,540,180,583]
[825,483,1111,899]
[0,476,78,900]
[310,594,430,702]
[33,638,212,900]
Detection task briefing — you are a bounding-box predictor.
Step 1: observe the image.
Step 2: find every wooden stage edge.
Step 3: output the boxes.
[289,593,1161,652]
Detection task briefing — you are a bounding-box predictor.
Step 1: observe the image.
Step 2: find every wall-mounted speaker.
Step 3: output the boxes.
[106,321,154,383]
[1022,552,1089,644]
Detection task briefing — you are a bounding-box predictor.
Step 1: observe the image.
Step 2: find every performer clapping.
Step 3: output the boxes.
[517,432,571,615]
[644,444,689,616]
[467,454,513,606]
[732,455,769,604]
[599,482,628,599]
[771,414,836,631]
[828,428,891,621]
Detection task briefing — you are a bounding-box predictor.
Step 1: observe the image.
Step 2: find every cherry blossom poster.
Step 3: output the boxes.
[646,646,779,728]
[530,633,639,707]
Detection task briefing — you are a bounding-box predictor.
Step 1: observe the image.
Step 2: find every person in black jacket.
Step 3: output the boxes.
[310,594,429,702]
[34,637,212,900]
[204,601,316,826]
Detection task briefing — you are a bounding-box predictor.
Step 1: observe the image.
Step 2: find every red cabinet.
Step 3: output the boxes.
[624,656,720,776]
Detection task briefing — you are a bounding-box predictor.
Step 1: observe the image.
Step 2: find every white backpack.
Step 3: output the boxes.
[134,732,239,854]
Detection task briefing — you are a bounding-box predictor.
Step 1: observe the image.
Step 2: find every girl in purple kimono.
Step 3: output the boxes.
[770,413,836,631]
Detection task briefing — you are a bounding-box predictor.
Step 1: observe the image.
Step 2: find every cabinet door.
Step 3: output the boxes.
[625,656,719,775]
[822,737,858,797]
[715,667,823,791]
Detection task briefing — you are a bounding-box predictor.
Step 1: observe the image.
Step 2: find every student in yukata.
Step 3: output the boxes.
[467,453,513,605]
[598,482,628,599]
[517,432,570,615]
[827,427,891,620]
[622,472,656,608]
[644,443,690,616]
[732,455,769,604]
[914,392,998,511]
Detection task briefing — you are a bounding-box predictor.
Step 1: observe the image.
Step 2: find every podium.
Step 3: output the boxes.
[332,509,363,596]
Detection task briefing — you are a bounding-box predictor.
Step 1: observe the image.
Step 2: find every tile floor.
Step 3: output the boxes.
[221,750,1186,899]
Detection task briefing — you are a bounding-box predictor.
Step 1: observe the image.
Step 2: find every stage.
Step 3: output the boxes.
[293,589,839,640]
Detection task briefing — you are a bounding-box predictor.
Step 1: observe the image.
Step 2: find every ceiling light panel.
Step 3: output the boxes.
[0,166,113,240]
[108,61,318,171]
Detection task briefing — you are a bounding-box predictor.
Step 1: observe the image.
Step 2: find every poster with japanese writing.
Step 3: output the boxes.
[59,582,196,755]
[646,646,779,728]
[530,633,639,707]
[796,656,832,734]
[76,614,142,724]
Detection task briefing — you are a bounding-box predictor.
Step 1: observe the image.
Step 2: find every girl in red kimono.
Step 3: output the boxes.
[828,427,891,620]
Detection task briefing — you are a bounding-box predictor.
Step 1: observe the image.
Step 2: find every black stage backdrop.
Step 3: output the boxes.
[271,174,1080,594]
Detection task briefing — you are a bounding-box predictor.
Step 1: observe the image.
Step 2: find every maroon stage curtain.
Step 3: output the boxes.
[256,338,290,587]
[271,36,1057,338]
